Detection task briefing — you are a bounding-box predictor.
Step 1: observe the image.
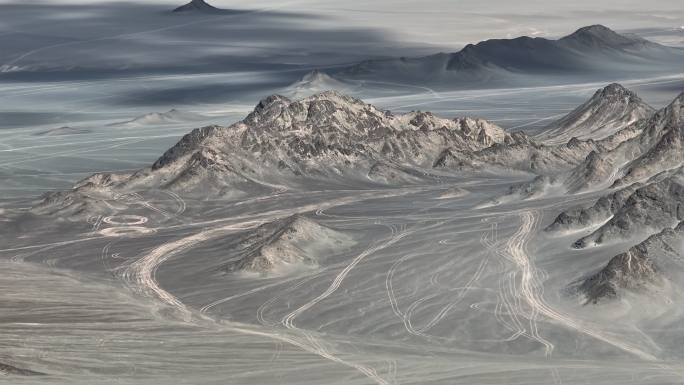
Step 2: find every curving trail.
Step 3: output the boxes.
[498,209,657,361]
[118,217,395,385]
[115,190,434,385]
[282,228,413,329]
[121,220,263,321]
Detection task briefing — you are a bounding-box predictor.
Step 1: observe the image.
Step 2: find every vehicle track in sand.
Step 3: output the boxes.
[490,209,657,361]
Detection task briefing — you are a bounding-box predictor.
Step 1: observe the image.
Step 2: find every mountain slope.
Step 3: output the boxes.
[546,93,684,249]
[537,83,655,144]
[614,93,684,186]
[572,166,684,248]
[560,91,684,193]
[536,92,684,306]
[511,88,682,200]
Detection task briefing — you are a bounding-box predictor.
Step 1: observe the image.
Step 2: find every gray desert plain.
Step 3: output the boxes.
[1,0,684,384]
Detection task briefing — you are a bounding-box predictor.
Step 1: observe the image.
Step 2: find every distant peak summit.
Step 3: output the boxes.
[601,82,628,93]
[301,69,325,80]
[173,0,219,12]
[594,83,639,100]
[560,24,649,48]
[284,70,354,98]
[565,25,620,39]
[295,70,342,86]
[573,24,615,35]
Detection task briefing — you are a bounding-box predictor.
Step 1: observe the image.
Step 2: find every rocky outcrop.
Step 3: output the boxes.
[545,183,640,233]
[224,215,354,275]
[578,221,683,303]
[573,167,684,248]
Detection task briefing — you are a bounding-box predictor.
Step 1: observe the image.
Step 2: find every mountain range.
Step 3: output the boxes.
[35,86,667,215]
[34,91,521,217]
[31,83,684,306]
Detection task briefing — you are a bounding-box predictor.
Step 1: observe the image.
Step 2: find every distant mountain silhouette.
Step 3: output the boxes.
[558,24,655,50]
[338,25,683,88]
[173,0,223,13]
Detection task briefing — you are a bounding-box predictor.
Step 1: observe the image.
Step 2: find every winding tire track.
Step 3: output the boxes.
[501,210,657,361]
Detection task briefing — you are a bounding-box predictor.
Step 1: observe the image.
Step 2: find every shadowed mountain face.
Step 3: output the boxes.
[338,25,684,88]
[447,37,581,73]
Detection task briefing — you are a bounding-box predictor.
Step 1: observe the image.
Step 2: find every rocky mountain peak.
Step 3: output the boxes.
[243,91,384,132]
[253,94,291,113]
[589,83,650,109]
[243,95,292,125]
[537,83,654,144]
[597,83,633,98]
[303,90,366,105]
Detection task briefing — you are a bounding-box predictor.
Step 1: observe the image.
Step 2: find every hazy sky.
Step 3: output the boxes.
[5,0,682,48]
